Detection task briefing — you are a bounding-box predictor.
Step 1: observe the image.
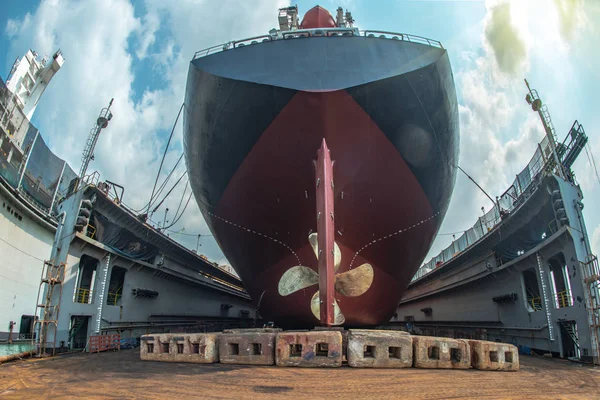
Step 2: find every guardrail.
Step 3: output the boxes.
[107,291,121,306]
[412,132,558,282]
[74,288,92,304]
[556,290,572,308]
[192,28,443,60]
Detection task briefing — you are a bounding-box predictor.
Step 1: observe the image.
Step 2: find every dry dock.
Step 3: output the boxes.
[1,349,598,399]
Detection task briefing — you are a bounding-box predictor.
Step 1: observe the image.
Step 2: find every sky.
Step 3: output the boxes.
[1,0,599,269]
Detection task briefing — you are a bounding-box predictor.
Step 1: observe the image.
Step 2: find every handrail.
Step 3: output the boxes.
[556,290,572,308]
[86,223,96,239]
[412,122,560,283]
[107,284,123,306]
[192,28,443,60]
[232,34,273,48]
[75,288,91,304]
[363,30,443,48]
[107,291,121,306]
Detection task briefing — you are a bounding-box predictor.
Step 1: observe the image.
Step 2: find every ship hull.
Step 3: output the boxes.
[184,36,459,327]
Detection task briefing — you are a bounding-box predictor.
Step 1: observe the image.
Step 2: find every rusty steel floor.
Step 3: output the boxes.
[0,349,598,399]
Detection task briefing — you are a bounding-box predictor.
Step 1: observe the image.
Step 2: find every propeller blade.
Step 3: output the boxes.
[334,263,374,297]
[308,233,341,271]
[310,291,345,325]
[278,266,318,296]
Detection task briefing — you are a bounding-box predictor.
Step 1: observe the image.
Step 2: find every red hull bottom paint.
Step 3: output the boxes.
[208,91,439,327]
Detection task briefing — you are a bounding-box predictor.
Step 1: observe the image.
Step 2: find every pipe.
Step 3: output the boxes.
[0,350,36,364]
[51,211,66,260]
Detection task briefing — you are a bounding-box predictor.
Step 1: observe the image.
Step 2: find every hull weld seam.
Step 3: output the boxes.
[348,207,446,268]
[206,210,302,267]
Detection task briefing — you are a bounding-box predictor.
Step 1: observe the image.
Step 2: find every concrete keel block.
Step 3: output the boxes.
[348,329,413,368]
[140,333,220,363]
[223,328,282,334]
[275,331,342,367]
[468,340,519,371]
[219,332,277,365]
[412,336,471,369]
[140,334,171,361]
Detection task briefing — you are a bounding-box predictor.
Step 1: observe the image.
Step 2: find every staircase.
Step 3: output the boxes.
[558,121,588,170]
[69,318,86,349]
[558,319,580,359]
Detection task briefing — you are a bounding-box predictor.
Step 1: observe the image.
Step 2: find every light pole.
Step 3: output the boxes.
[162,208,169,228]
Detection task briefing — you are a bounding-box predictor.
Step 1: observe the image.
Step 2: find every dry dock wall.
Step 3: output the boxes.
[395,231,593,360]
[46,236,256,348]
[0,190,54,341]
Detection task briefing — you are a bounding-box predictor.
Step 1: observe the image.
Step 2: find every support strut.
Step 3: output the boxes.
[316,138,335,326]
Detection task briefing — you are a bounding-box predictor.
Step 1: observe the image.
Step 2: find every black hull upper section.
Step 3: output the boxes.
[185,37,459,215]
[194,36,445,91]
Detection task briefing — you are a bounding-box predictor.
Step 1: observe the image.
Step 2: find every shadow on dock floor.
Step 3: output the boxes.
[0,349,598,399]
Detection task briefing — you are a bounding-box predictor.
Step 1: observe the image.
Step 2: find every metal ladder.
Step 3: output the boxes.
[33,260,66,356]
[581,255,600,364]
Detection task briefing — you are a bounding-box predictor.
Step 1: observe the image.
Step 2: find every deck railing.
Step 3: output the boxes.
[556,290,572,308]
[192,28,443,60]
[412,132,559,282]
[530,296,542,311]
[74,288,92,304]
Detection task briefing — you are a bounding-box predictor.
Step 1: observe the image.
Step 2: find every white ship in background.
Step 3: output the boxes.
[0,49,66,341]
[0,49,253,349]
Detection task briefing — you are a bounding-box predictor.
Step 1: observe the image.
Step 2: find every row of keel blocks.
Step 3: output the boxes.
[140,330,519,371]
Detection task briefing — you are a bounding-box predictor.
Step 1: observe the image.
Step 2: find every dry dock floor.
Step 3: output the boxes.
[1,349,599,399]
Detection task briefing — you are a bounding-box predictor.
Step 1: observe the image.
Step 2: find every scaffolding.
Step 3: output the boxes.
[33,260,66,356]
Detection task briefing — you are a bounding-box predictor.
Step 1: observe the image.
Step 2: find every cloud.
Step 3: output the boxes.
[425,0,599,263]
[5,14,31,39]
[135,11,161,60]
[425,0,538,259]
[554,0,587,42]
[4,0,287,263]
[483,0,528,76]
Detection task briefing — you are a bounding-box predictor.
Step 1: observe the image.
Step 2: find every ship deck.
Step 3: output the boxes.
[1,350,598,399]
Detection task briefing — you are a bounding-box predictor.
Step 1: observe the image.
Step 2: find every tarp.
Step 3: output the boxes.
[92,212,158,262]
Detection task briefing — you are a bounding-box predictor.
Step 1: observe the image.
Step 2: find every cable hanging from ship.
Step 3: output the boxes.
[145,102,185,216]
[168,178,190,223]
[161,179,194,230]
[129,153,184,213]
[150,170,187,215]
